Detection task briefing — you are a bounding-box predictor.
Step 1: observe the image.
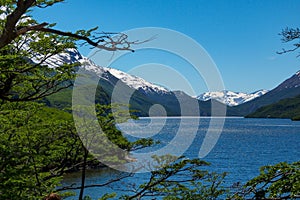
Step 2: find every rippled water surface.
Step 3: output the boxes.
[63,117,300,199]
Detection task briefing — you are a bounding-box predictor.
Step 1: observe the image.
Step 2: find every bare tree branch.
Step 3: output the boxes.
[277,27,300,57]
[0,1,141,52]
[276,46,300,56]
[54,172,133,192]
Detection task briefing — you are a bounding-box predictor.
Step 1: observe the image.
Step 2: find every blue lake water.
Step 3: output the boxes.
[63,117,300,199]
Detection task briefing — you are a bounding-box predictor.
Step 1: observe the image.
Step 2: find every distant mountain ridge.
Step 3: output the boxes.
[45,49,209,116]
[246,94,300,120]
[231,71,300,116]
[42,48,300,118]
[197,90,268,106]
[75,52,171,97]
[5,6,300,118]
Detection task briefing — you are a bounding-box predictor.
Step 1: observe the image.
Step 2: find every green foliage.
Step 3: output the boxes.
[121,156,228,200]
[0,39,76,102]
[0,8,77,102]
[41,88,73,110]
[98,193,117,200]
[43,85,113,110]
[0,101,153,199]
[0,102,81,199]
[95,104,152,151]
[0,0,105,103]
[292,115,300,121]
[71,103,154,170]
[232,161,300,199]
[232,86,300,117]
[246,94,300,120]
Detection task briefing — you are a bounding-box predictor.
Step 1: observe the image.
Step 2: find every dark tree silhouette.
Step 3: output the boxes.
[277,27,300,57]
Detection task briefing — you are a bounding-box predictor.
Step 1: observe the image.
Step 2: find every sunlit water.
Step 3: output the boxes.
[62,117,300,199]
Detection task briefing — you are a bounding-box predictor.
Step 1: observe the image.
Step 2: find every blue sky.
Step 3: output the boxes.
[33,0,300,95]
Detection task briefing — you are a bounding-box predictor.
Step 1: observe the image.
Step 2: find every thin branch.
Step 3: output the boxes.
[276,47,300,55]
[35,0,64,8]
[37,26,103,47]
[0,2,146,52]
[55,172,133,192]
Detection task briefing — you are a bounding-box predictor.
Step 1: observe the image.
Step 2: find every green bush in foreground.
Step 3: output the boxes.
[232,161,300,200]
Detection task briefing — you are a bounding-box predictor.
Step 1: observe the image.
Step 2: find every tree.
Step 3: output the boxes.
[0,1,228,200]
[0,0,141,103]
[277,27,300,57]
[0,0,137,50]
[70,104,154,200]
[0,101,155,199]
[0,102,83,199]
[0,1,147,199]
[231,161,300,200]
[120,155,227,200]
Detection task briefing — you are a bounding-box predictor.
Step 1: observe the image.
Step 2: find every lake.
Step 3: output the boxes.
[62,117,300,199]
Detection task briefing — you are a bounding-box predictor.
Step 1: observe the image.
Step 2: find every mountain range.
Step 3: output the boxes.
[231,71,300,116]
[245,94,300,120]
[43,48,300,118]
[44,49,226,116]
[197,90,268,106]
[3,6,300,118]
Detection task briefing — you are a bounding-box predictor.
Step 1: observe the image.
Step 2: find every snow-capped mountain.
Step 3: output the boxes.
[274,70,300,90]
[197,90,269,106]
[1,7,168,95]
[232,71,300,116]
[81,59,169,95]
[46,48,170,95]
[5,7,299,116]
[105,67,169,94]
[48,48,267,109]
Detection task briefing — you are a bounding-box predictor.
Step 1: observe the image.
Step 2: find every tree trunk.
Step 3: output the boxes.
[78,148,88,200]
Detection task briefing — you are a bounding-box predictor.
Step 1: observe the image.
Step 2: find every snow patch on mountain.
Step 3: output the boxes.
[197,90,269,106]
[79,57,109,79]
[39,47,169,94]
[53,49,170,94]
[38,48,83,68]
[104,67,169,93]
